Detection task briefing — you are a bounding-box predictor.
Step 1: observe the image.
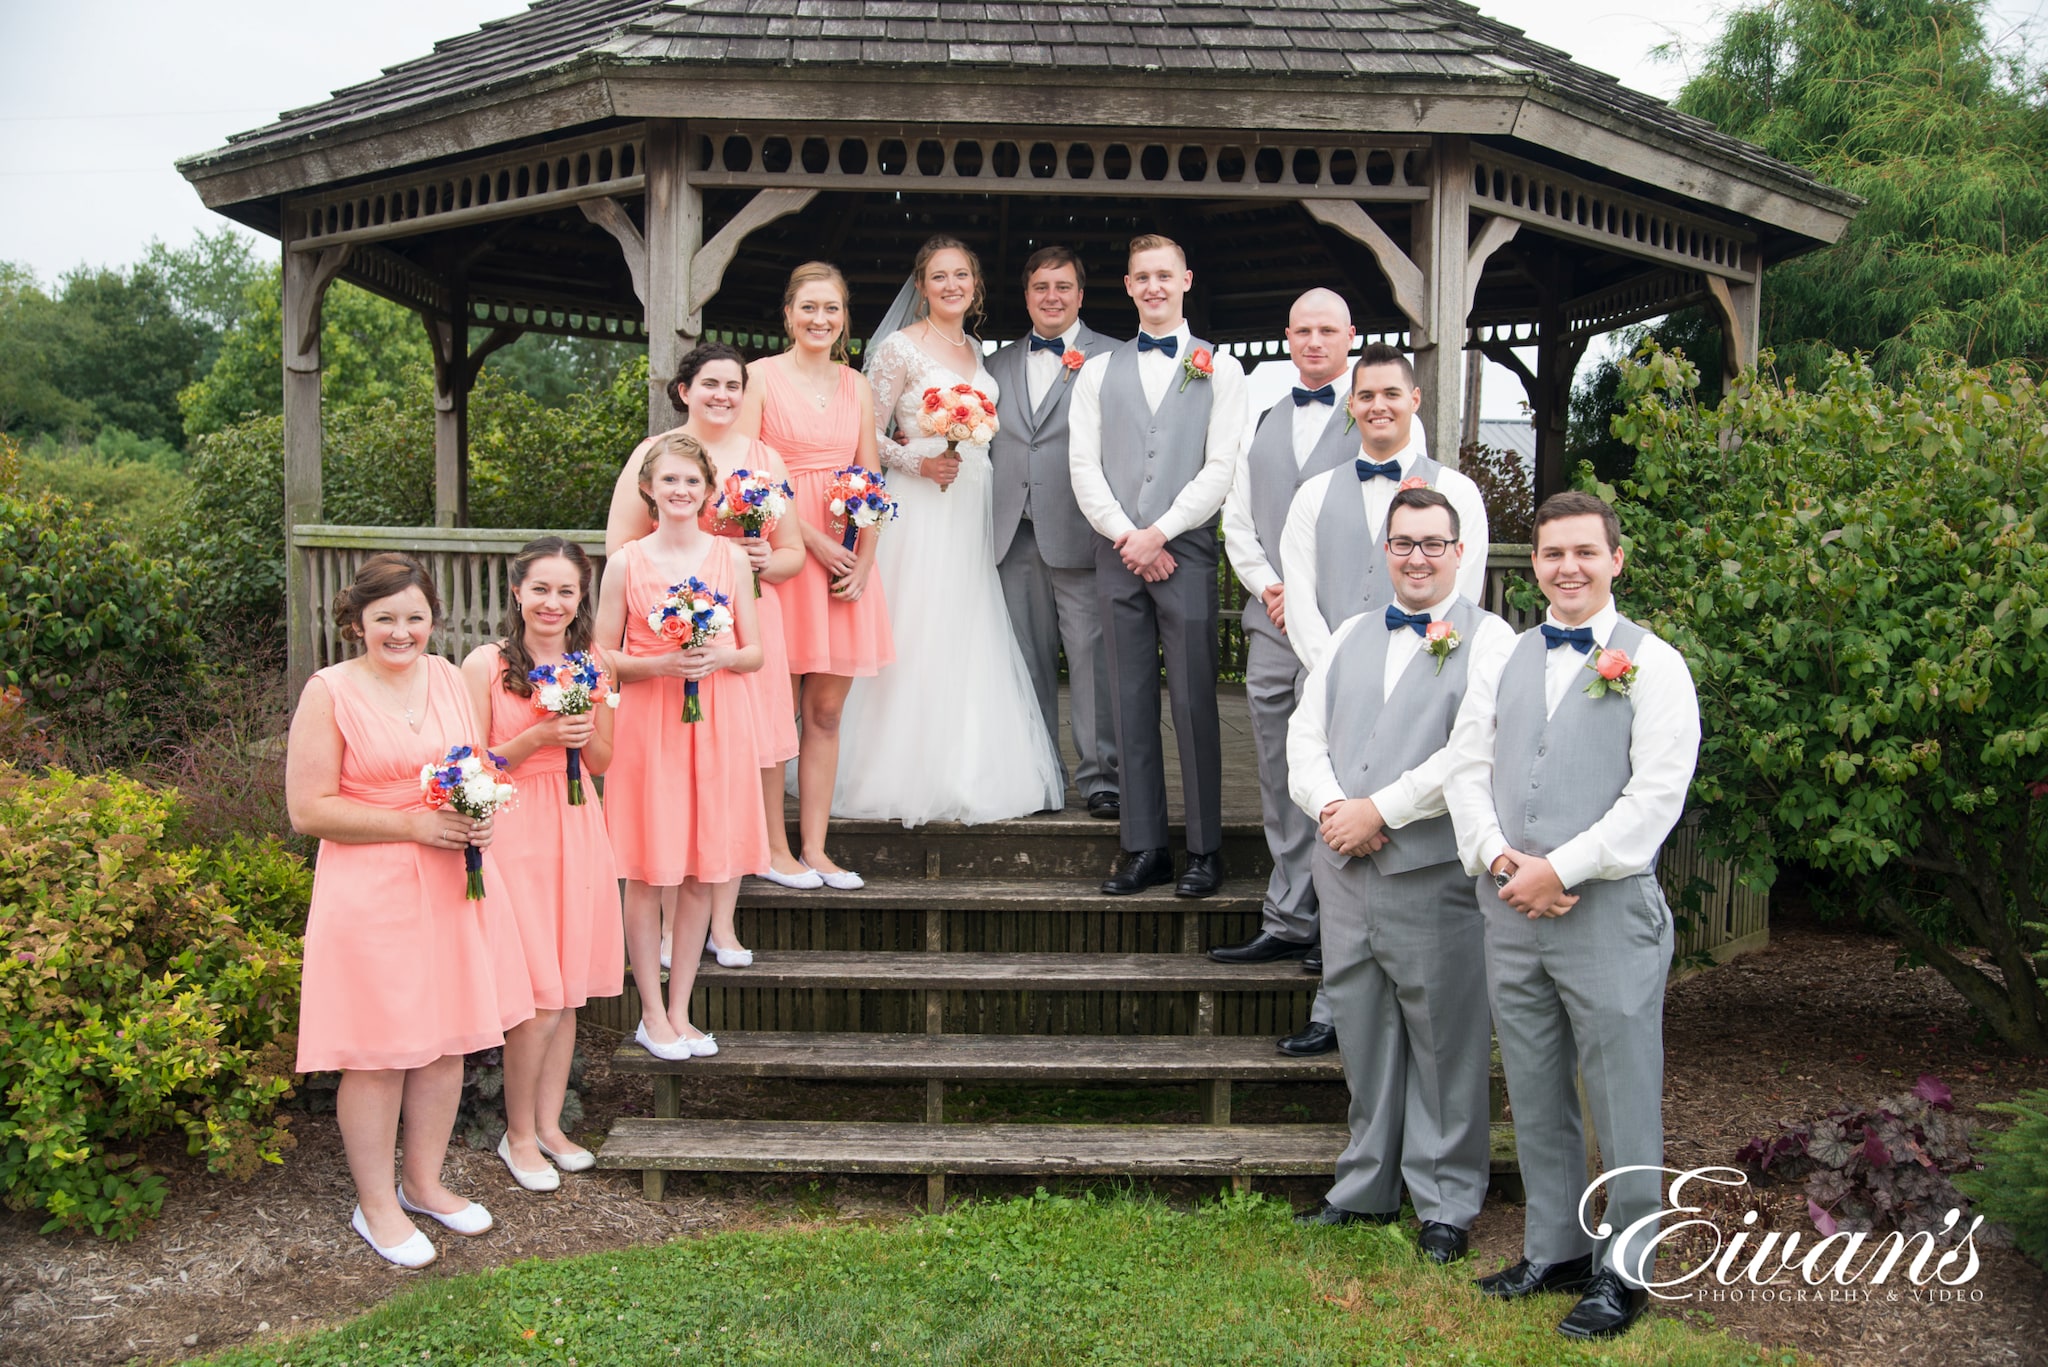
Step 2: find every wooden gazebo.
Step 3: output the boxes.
[178,0,1819,1198]
[179,0,1857,686]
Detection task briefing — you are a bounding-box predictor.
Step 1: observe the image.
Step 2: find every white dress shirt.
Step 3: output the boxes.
[1442,599,1702,889]
[1023,321,1081,409]
[1288,591,1517,827]
[1277,428,1490,674]
[1220,370,1348,599]
[1068,322,1248,543]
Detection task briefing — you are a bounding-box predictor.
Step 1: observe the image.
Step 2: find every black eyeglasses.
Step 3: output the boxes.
[1386,537,1454,558]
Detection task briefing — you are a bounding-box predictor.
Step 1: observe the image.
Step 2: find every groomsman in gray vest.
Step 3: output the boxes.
[986,246,1123,817]
[1070,234,1247,897]
[1278,344,1490,677]
[1444,490,1700,1340]
[1210,289,1358,1048]
[1288,487,1515,1261]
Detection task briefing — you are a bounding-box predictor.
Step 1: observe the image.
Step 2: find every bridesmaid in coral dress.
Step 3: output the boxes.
[461,537,624,1195]
[286,553,535,1269]
[596,435,767,1062]
[606,344,811,962]
[736,261,893,890]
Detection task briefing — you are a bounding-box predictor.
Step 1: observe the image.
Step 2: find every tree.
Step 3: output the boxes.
[1603,346,2048,1049]
[42,264,205,449]
[0,264,92,440]
[140,227,265,374]
[178,272,428,442]
[1674,0,2048,381]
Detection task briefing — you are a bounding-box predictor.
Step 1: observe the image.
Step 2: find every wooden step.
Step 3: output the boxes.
[612,1032,1345,1081]
[596,1118,1518,1177]
[820,814,1273,880]
[691,951,1321,991]
[738,875,1266,914]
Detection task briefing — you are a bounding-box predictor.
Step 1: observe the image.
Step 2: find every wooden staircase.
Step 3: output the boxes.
[593,802,1515,1208]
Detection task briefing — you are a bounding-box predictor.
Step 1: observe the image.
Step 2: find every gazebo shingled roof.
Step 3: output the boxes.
[176,0,1858,686]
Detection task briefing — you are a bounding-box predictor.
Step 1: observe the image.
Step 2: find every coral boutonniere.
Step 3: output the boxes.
[1399,476,1429,491]
[1061,348,1085,383]
[1583,646,1638,698]
[1424,618,1461,674]
[1179,346,1214,393]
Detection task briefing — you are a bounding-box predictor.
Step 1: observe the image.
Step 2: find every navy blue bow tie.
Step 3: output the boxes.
[1029,333,1067,354]
[1356,458,1402,482]
[1136,333,1179,357]
[1541,623,1596,653]
[1385,605,1431,635]
[1293,384,1335,407]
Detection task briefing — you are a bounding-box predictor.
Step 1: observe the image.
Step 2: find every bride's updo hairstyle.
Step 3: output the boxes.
[781,261,854,366]
[910,234,986,335]
[637,431,718,519]
[666,341,749,414]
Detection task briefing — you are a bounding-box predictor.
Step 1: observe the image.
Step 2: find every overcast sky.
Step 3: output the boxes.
[2,0,2041,417]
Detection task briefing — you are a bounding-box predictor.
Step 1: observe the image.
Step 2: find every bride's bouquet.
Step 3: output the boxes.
[647,578,734,722]
[916,384,999,494]
[526,652,615,804]
[419,745,517,899]
[826,466,897,551]
[709,468,794,597]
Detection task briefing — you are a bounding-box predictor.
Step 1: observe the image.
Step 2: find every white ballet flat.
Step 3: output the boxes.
[804,862,864,891]
[659,947,672,971]
[634,1021,694,1062]
[396,1183,495,1234]
[706,933,754,968]
[537,1137,596,1173]
[493,1136,561,1193]
[758,864,825,890]
[684,1030,719,1057]
[352,1205,436,1268]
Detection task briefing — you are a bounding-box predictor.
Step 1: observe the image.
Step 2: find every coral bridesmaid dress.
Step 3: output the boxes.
[700,438,801,766]
[605,537,770,885]
[757,361,895,678]
[296,655,535,1073]
[484,658,626,1010]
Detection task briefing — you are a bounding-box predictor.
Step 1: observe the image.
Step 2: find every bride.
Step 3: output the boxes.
[832,235,1064,825]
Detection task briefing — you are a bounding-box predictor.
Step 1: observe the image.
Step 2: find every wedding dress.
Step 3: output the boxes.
[830,331,1064,825]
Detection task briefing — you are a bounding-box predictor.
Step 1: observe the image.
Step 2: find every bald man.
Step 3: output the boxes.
[1214,289,1360,1053]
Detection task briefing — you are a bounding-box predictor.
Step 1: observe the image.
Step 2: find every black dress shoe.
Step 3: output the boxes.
[1276,1022,1338,1056]
[1086,790,1120,820]
[1208,931,1312,963]
[1175,850,1224,898]
[1417,1221,1469,1264]
[1295,1201,1398,1227]
[1556,1270,1650,1340]
[1475,1253,1597,1300]
[1302,949,1323,975]
[1100,847,1173,896]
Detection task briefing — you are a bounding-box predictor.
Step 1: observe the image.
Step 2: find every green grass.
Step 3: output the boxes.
[194,1191,1802,1367]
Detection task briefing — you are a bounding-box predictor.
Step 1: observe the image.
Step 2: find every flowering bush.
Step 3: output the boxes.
[0,765,308,1238]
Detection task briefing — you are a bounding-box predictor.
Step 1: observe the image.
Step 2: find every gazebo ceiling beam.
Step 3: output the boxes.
[1299,200,1430,345]
[1557,267,1714,342]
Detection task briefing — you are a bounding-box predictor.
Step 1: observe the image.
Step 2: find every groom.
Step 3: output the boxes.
[986,246,1122,817]
[1070,234,1248,897]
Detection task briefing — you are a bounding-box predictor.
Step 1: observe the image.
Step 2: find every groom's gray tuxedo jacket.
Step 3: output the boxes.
[987,322,1120,569]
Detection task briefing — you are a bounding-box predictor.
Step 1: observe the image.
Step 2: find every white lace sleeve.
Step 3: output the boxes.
[865,334,951,477]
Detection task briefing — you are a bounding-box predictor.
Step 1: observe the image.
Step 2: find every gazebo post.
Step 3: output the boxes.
[280,222,350,691]
[1413,136,1473,466]
[426,292,520,528]
[642,119,702,436]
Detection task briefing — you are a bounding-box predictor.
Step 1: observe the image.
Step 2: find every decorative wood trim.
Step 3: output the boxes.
[1477,341,1536,394]
[579,196,648,305]
[1300,199,1429,344]
[1705,273,1761,374]
[287,246,353,367]
[285,125,647,252]
[1470,147,1758,282]
[1559,268,1710,341]
[688,187,819,331]
[1463,215,1520,317]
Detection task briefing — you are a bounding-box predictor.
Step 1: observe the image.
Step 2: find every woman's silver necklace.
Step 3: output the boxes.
[791,360,836,409]
[362,665,424,727]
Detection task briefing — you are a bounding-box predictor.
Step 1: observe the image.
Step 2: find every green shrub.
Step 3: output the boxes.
[0,765,309,1238]
[1603,349,2048,1049]
[467,353,647,529]
[17,437,193,555]
[1958,1089,2048,1268]
[0,490,198,762]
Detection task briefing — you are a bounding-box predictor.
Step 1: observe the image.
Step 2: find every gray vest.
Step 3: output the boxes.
[1099,335,1218,532]
[988,324,1115,569]
[1324,597,1487,875]
[1240,398,1360,644]
[1313,450,1447,633]
[1491,617,1653,865]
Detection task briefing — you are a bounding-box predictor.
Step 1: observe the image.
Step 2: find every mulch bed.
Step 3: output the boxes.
[5,910,2045,1367]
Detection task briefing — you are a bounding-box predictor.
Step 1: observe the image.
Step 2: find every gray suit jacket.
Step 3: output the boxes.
[987,321,1120,569]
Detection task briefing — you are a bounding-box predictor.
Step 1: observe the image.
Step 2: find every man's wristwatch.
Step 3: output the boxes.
[1490,864,1513,890]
